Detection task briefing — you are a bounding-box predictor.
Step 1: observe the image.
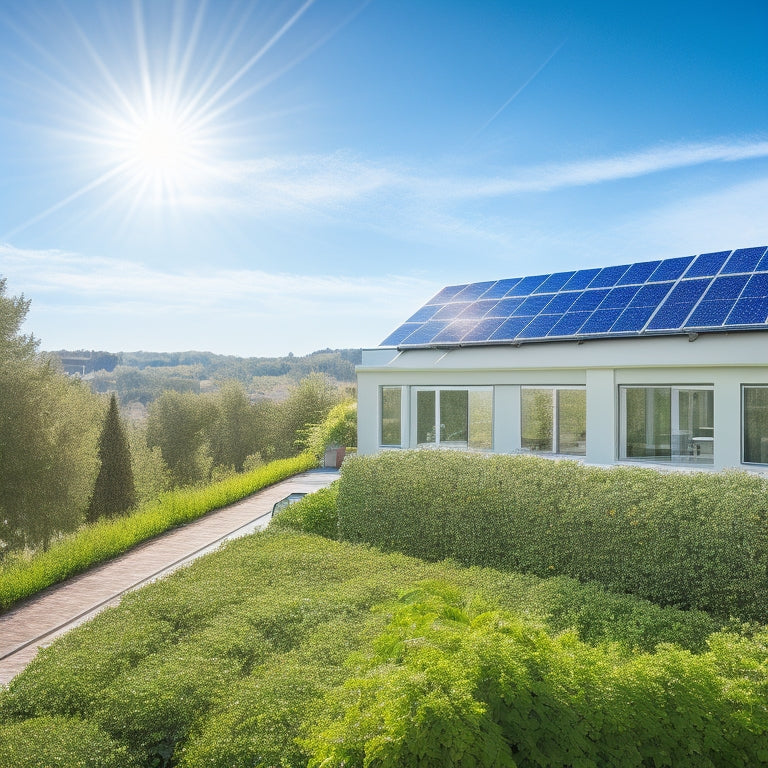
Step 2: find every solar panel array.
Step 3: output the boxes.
[381,247,768,348]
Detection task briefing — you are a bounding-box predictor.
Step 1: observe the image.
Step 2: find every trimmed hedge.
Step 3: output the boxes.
[0,453,317,613]
[337,451,768,621]
[269,484,339,539]
[1,531,764,767]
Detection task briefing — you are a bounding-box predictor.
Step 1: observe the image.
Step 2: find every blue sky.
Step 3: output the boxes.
[0,0,766,355]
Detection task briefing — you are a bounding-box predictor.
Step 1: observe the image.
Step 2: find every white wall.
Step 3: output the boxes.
[357,331,768,471]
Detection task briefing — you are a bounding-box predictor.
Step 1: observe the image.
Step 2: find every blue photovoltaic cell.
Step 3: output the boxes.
[721,247,768,275]
[489,316,534,341]
[451,281,496,302]
[399,320,449,345]
[513,294,553,315]
[685,301,734,328]
[570,289,609,312]
[743,274,768,298]
[611,305,657,332]
[426,285,466,304]
[480,278,522,299]
[534,271,576,293]
[617,261,661,285]
[431,319,482,343]
[548,311,591,336]
[588,264,630,288]
[702,275,748,301]
[685,251,730,278]
[508,274,549,295]
[665,278,711,303]
[542,292,580,314]
[381,323,422,346]
[382,247,768,348]
[647,303,696,330]
[489,297,525,316]
[649,256,694,282]
[466,317,506,341]
[725,298,768,326]
[517,314,561,338]
[598,285,641,310]
[561,268,601,291]
[433,303,471,320]
[580,308,623,334]
[630,282,674,306]
[406,305,442,323]
[457,299,501,319]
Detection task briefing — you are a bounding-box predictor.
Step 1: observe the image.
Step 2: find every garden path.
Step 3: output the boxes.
[0,468,339,686]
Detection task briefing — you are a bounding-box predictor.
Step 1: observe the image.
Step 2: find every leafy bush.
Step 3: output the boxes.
[338,451,768,621]
[3,530,763,767]
[306,584,768,768]
[299,400,357,459]
[0,715,137,768]
[0,453,316,612]
[269,484,339,539]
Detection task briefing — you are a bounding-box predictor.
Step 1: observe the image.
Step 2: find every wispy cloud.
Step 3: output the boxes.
[0,244,434,318]
[200,137,768,215]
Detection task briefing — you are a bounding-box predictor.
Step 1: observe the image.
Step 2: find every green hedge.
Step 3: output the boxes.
[337,451,768,621]
[0,531,764,768]
[0,453,317,612]
[269,484,339,539]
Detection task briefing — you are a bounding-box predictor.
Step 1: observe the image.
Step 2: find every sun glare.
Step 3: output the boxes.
[134,118,185,175]
[3,0,327,235]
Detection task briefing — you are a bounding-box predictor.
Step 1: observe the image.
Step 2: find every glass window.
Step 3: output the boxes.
[620,386,713,464]
[468,390,493,450]
[414,387,493,450]
[416,390,436,445]
[521,387,586,455]
[380,387,402,446]
[743,386,768,464]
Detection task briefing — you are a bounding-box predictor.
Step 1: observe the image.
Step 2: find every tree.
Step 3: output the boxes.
[0,278,102,554]
[86,394,137,522]
[146,390,216,487]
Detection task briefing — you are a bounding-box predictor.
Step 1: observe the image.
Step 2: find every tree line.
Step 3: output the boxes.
[0,278,349,561]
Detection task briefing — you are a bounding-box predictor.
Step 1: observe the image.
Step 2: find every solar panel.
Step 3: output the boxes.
[380,247,768,348]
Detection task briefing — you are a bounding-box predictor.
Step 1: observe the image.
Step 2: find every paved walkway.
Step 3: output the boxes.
[0,469,339,686]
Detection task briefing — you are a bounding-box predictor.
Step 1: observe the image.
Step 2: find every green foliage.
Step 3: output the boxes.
[0,278,102,554]
[270,484,339,539]
[87,394,137,522]
[1,532,765,767]
[0,715,137,768]
[266,372,344,460]
[0,454,316,612]
[146,390,216,487]
[307,583,768,768]
[338,450,768,622]
[299,399,357,459]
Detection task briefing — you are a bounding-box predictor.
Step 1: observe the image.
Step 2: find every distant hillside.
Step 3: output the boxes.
[48,348,362,405]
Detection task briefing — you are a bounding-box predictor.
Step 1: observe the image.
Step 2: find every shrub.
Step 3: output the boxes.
[269,484,339,538]
[0,715,137,768]
[338,451,768,621]
[305,583,768,768]
[0,453,317,612]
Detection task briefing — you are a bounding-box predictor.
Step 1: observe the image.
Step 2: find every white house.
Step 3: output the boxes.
[357,247,768,471]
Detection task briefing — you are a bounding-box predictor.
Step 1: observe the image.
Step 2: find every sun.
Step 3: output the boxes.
[112,108,205,203]
[133,117,186,177]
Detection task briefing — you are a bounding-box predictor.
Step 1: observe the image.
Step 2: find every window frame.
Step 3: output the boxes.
[410,386,494,451]
[618,384,714,465]
[741,384,768,466]
[379,385,405,448]
[519,385,586,456]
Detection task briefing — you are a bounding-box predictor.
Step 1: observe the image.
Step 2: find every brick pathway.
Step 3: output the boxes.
[0,469,339,686]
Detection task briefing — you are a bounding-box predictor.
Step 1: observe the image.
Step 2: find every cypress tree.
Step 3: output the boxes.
[87,394,136,522]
